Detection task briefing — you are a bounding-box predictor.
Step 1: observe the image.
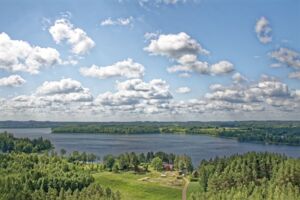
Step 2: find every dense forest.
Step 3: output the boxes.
[0,133,120,200]
[190,152,300,200]
[0,132,53,153]
[49,121,300,145]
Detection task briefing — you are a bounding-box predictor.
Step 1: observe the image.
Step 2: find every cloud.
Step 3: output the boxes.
[95,79,172,114]
[138,0,196,7]
[167,60,233,75]
[145,32,234,77]
[0,32,61,74]
[205,76,292,106]
[255,17,272,44]
[232,72,247,83]
[144,32,209,61]
[156,0,189,4]
[1,75,299,119]
[0,75,26,87]
[209,84,224,91]
[35,78,93,102]
[210,61,234,75]
[49,18,95,55]
[269,47,300,80]
[269,48,300,70]
[288,71,300,79]
[80,58,145,79]
[176,87,191,94]
[36,78,85,95]
[101,17,133,26]
[0,78,93,120]
[144,31,159,41]
[187,75,300,114]
[178,73,191,78]
[257,78,290,97]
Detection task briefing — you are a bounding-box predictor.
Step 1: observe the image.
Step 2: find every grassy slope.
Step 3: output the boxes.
[93,171,182,200]
[187,181,201,200]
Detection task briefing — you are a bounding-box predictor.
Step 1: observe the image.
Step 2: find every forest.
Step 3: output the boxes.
[0,132,53,153]
[49,121,300,145]
[190,152,300,200]
[0,133,120,200]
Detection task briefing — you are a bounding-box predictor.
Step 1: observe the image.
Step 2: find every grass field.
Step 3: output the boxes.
[93,171,182,200]
[186,181,201,200]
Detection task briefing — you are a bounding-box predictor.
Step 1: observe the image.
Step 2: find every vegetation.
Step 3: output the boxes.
[0,134,119,200]
[50,121,300,145]
[151,157,163,171]
[0,132,194,200]
[1,132,300,200]
[93,171,182,200]
[101,151,193,174]
[0,132,52,153]
[190,152,300,200]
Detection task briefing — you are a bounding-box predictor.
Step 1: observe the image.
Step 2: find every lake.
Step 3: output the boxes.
[1,128,299,165]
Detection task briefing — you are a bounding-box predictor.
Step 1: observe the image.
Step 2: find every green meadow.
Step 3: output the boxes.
[93,171,182,200]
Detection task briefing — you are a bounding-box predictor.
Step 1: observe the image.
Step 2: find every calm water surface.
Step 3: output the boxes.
[1,128,299,165]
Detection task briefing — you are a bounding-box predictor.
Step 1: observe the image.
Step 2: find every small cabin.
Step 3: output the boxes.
[163,163,174,171]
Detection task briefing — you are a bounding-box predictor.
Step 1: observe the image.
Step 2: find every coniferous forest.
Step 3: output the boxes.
[191,152,300,200]
[0,133,120,200]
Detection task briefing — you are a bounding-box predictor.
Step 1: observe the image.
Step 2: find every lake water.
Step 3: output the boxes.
[1,128,299,165]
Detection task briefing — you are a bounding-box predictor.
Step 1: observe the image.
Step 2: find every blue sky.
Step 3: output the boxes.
[0,0,299,121]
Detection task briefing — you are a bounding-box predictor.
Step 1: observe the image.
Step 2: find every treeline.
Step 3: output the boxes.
[52,123,300,145]
[0,134,120,200]
[220,127,300,145]
[0,153,120,200]
[2,120,300,129]
[102,151,193,173]
[190,152,300,200]
[0,132,52,153]
[53,125,159,134]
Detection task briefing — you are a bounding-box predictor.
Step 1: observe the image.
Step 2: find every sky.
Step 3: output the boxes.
[0,0,299,121]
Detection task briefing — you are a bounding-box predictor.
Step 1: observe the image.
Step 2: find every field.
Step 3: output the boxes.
[93,171,183,200]
[186,181,201,199]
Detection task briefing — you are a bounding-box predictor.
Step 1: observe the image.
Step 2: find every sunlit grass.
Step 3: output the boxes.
[93,171,182,200]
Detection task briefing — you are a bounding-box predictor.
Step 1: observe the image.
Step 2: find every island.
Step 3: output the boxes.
[47,121,300,146]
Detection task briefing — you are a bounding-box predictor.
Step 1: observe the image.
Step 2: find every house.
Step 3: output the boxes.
[163,163,174,171]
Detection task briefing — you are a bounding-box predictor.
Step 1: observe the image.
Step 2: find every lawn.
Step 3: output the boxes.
[93,171,182,200]
[187,181,201,200]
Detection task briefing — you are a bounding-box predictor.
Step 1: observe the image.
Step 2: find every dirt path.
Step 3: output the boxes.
[182,177,190,200]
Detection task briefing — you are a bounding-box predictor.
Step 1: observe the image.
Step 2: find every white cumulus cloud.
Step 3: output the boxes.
[95,78,172,114]
[144,32,209,61]
[145,32,234,77]
[0,32,61,74]
[176,87,191,94]
[270,48,300,69]
[80,58,145,79]
[0,75,26,87]
[49,18,95,55]
[35,78,93,103]
[210,61,234,75]
[269,47,300,80]
[232,72,247,83]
